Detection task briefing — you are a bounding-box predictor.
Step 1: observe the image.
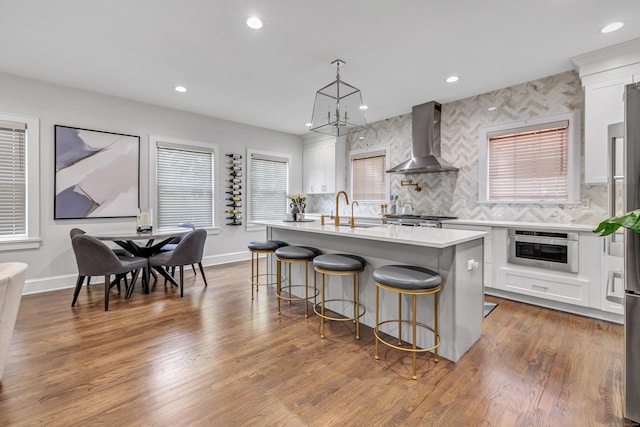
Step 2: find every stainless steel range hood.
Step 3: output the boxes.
[386,101,458,174]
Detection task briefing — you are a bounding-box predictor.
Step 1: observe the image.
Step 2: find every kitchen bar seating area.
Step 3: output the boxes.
[2,4,640,424]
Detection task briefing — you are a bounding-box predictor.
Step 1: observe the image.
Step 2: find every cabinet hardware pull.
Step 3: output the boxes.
[531,284,549,291]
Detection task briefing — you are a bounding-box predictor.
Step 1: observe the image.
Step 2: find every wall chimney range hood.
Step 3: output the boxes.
[386,101,458,174]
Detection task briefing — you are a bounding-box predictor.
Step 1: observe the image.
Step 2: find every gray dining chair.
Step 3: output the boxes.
[71,234,148,311]
[148,229,208,297]
[161,223,198,276]
[69,228,133,290]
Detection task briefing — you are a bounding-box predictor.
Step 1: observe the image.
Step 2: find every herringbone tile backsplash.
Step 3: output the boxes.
[309,70,607,226]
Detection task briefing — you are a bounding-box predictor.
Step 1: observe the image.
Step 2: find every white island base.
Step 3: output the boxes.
[262,222,485,362]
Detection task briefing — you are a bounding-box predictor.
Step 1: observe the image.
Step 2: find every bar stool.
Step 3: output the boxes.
[313,254,366,339]
[248,240,288,300]
[275,246,321,317]
[373,265,441,380]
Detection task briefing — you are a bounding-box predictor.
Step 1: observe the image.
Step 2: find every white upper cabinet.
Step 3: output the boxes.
[302,138,345,194]
[584,76,631,183]
[571,38,640,184]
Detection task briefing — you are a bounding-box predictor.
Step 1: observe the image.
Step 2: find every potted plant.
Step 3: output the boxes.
[594,209,640,236]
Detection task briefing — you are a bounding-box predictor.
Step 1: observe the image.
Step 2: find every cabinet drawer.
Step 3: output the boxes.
[503,271,587,307]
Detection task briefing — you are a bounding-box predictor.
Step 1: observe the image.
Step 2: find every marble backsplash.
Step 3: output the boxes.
[307,70,608,225]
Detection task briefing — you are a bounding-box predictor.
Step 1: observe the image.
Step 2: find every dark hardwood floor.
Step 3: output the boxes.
[0,260,628,426]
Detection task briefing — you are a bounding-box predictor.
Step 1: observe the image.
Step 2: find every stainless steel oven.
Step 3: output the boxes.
[507,229,579,273]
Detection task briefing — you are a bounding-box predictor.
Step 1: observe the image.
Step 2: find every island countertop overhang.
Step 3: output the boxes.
[251,221,486,249]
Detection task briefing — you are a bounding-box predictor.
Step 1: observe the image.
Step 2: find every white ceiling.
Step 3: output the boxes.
[1,1,639,136]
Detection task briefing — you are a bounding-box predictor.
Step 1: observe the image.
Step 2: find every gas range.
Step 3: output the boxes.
[381,215,458,228]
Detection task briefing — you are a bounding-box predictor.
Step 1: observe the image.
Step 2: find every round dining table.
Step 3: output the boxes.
[94,227,190,291]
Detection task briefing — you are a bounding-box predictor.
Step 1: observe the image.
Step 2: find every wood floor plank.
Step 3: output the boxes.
[0,260,628,426]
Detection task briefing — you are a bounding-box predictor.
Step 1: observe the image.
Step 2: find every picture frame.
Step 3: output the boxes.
[54,125,140,219]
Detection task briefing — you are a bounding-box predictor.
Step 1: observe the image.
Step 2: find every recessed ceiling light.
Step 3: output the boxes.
[174,86,187,93]
[359,105,368,110]
[600,22,624,33]
[305,123,312,127]
[445,75,460,83]
[488,106,497,111]
[358,136,365,140]
[246,16,263,30]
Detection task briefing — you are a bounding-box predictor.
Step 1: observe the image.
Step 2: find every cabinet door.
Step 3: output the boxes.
[319,143,336,193]
[302,146,316,193]
[584,76,632,183]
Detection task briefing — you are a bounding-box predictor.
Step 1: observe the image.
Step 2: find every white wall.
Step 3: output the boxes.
[0,72,303,293]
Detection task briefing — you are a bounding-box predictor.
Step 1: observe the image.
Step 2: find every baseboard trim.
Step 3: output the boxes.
[22,250,252,295]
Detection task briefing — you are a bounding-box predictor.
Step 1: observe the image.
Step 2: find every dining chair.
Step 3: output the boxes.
[147,229,208,297]
[71,234,149,311]
[161,223,198,276]
[69,228,132,290]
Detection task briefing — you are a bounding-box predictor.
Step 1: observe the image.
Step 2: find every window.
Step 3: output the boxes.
[350,149,388,201]
[479,112,579,203]
[0,113,39,250]
[247,150,289,222]
[150,136,216,230]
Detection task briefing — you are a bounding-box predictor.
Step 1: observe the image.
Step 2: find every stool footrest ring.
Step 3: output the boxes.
[248,273,287,287]
[313,299,365,321]
[277,284,319,302]
[374,319,441,354]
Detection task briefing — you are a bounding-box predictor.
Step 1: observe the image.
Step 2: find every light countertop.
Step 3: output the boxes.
[252,220,486,249]
[441,219,598,232]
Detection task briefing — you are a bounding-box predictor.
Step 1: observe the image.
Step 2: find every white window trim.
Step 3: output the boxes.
[0,112,40,251]
[348,145,391,202]
[245,148,291,232]
[478,111,580,205]
[149,134,220,234]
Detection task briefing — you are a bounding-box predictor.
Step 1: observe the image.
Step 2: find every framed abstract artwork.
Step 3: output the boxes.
[54,125,140,219]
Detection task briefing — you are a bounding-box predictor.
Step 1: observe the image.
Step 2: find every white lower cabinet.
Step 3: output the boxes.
[442,223,492,289]
[444,222,621,322]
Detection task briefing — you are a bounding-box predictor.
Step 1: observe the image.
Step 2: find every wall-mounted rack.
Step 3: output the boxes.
[400,179,422,191]
[226,153,243,226]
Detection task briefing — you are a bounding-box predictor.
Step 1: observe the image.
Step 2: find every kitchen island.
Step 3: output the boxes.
[256,221,486,362]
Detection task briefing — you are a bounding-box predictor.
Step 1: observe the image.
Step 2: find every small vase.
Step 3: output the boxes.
[290,203,299,221]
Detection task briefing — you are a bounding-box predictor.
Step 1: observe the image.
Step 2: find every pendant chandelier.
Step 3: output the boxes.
[310,59,367,137]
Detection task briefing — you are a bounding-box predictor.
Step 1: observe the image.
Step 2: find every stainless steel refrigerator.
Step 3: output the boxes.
[624,82,640,423]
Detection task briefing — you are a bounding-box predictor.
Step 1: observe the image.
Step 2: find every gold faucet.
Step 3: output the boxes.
[334,190,349,226]
[350,201,359,228]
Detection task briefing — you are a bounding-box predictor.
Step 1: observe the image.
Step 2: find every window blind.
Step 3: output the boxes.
[250,154,288,221]
[352,153,386,200]
[488,122,568,200]
[0,120,26,236]
[157,145,213,229]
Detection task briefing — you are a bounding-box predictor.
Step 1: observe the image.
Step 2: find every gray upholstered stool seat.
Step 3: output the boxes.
[373,265,441,290]
[313,254,365,272]
[248,240,288,251]
[373,264,442,380]
[248,240,288,299]
[313,254,366,339]
[276,246,321,317]
[275,245,320,260]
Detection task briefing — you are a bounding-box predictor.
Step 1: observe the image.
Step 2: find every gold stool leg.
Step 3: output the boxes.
[277,259,281,315]
[354,273,360,340]
[320,272,326,338]
[304,261,309,317]
[398,292,403,345]
[251,251,255,300]
[434,290,439,363]
[288,263,292,306]
[375,284,380,360]
[412,294,418,380]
